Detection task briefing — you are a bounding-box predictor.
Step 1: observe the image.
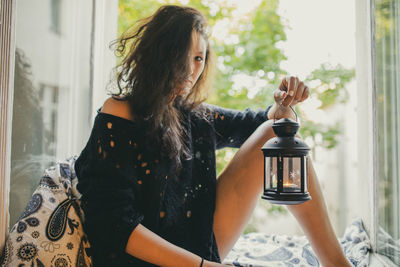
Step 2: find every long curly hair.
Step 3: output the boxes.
[109,5,215,173]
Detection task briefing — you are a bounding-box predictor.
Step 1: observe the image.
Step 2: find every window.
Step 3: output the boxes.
[1,0,118,247]
[374,0,400,264]
[9,0,94,226]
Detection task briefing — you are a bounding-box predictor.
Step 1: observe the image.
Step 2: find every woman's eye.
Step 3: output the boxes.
[195,56,203,62]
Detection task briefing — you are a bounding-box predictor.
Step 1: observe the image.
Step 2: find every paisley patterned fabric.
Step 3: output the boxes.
[223,219,371,267]
[0,156,92,267]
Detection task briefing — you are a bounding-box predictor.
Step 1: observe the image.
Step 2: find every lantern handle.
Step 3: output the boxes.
[273,103,298,122]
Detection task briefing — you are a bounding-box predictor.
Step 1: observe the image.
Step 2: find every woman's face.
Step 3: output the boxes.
[177,31,207,97]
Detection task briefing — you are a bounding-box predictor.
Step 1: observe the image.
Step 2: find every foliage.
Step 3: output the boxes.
[300,121,341,150]
[208,0,286,111]
[118,0,160,37]
[305,63,355,110]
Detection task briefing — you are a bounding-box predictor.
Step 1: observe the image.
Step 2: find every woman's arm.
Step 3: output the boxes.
[125,224,227,267]
[266,77,350,266]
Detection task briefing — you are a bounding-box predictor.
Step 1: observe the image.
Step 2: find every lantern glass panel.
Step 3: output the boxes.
[303,156,308,192]
[265,157,270,189]
[264,157,271,189]
[265,157,278,190]
[283,157,301,192]
[271,157,278,189]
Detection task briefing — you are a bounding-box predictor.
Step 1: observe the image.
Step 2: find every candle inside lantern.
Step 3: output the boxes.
[283,182,300,192]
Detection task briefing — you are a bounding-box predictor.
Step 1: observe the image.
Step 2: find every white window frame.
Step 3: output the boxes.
[356,0,398,265]
[90,0,119,121]
[0,0,17,249]
[355,0,376,242]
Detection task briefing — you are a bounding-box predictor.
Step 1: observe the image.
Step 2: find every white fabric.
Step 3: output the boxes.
[223,219,371,267]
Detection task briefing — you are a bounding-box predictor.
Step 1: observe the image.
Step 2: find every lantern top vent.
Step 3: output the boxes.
[261,118,310,155]
[272,118,299,137]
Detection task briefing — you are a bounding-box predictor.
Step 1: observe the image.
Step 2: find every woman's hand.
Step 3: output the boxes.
[267,76,309,121]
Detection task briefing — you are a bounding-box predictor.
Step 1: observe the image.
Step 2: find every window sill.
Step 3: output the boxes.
[369,253,397,267]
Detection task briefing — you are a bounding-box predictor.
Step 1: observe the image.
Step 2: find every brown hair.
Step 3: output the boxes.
[109,5,215,172]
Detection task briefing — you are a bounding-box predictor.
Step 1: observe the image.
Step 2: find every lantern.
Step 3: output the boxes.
[261,106,311,204]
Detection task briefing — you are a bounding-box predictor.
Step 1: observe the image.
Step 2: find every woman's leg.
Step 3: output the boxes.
[213,120,275,259]
[285,157,351,267]
[213,120,351,267]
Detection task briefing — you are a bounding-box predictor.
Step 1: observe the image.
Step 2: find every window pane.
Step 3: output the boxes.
[10,0,93,226]
[375,0,400,264]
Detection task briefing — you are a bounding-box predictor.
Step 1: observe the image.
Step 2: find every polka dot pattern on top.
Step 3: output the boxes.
[74,102,272,266]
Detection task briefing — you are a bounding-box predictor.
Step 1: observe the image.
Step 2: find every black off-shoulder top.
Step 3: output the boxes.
[74,102,272,266]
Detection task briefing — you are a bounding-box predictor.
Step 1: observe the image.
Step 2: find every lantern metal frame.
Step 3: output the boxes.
[261,105,311,205]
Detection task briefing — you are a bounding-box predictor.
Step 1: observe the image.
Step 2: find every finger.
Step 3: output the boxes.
[274,89,287,103]
[295,82,305,103]
[278,77,288,92]
[300,86,310,102]
[282,76,298,106]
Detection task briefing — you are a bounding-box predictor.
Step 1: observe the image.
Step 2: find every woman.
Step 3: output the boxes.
[74,5,351,267]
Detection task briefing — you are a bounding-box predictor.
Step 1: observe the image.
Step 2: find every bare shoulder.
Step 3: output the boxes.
[100,96,135,122]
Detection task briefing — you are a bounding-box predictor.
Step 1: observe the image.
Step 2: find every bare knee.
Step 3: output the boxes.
[244,119,276,149]
[221,120,276,173]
